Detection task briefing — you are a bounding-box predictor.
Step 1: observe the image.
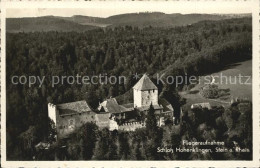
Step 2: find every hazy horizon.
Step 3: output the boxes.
[6,11,252,19]
[6,1,251,18]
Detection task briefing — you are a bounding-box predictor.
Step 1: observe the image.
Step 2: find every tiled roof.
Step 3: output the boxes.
[57,100,92,116]
[159,98,174,112]
[98,98,121,113]
[98,98,133,113]
[121,103,134,108]
[119,104,134,113]
[133,74,157,91]
[136,104,163,111]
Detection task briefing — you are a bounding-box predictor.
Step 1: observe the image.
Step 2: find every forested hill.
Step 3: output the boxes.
[103,13,250,28]
[6,16,99,33]
[7,13,251,32]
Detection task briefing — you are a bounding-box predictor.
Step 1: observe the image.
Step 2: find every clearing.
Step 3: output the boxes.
[180,59,252,111]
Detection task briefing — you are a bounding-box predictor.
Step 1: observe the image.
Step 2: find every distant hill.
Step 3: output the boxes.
[58,15,110,28]
[7,12,251,32]
[104,13,229,28]
[6,16,98,33]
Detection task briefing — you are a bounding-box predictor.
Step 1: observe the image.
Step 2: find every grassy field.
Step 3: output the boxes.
[180,59,252,111]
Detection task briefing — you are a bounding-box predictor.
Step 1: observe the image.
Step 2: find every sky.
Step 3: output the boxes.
[6,1,252,18]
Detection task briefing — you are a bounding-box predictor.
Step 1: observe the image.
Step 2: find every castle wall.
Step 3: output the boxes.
[109,120,119,131]
[48,103,57,125]
[141,90,158,106]
[118,122,145,131]
[95,113,110,129]
[134,89,158,107]
[154,109,162,115]
[56,111,96,139]
[134,89,142,107]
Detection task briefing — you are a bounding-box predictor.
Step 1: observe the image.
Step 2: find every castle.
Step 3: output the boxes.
[48,74,174,139]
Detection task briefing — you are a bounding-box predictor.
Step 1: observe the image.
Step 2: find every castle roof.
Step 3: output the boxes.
[136,104,163,111]
[57,100,93,116]
[98,98,133,114]
[98,98,121,113]
[159,98,174,112]
[120,103,134,109]
[133,74,157,91]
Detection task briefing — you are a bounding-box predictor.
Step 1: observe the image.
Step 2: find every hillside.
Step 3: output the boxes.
[105,13,229,28]
[6,16,98,33]
[7,12,251,32]
[62,13,251,28]
[56,15,110,28]
[180,59,252,112]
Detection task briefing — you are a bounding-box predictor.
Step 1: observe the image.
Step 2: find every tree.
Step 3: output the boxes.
[19,126,37,160]
[76,122,98,160]
[92,128,110,160]
[132,142,143,160]
[145,104,164,160]
[199,84,219,99]
[85,86,99,110]
[160,85,186,124]
[118,132,130,160]
[146,103,158,137]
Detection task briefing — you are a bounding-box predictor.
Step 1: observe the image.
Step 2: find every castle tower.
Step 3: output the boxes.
[48,103,57,126]
[133,74,158,107]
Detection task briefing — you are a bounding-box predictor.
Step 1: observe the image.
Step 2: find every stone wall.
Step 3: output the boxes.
[134,89,158,107]
[133,89,142,107]
[141,90,158,106]
[56,111,96,139]
[118,121,145,131]
[48,103,57,125]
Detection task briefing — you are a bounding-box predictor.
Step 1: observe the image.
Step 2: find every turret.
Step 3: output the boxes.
[48,103,57,125]
[133,74,158,107]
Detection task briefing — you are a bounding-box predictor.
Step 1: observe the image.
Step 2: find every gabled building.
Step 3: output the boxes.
[48,100,96,139]
[98,98,134,120]
[97,74,173,126]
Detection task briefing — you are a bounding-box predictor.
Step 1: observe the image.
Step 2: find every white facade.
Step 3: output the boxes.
[109,119,119,131]
[133,88,142,107]
[133,74,159,108]
[48,103,57,125]
[134,88,158,107]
